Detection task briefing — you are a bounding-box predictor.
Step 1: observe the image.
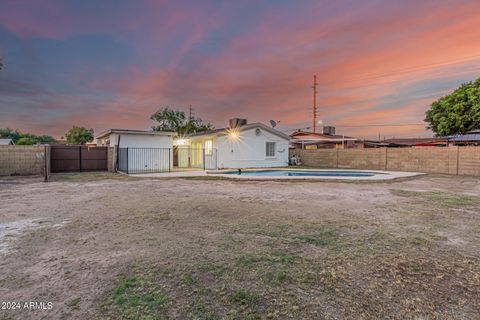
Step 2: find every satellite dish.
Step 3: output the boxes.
[270,120,280,128]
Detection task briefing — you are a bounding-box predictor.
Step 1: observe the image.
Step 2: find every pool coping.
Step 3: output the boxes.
[128,168,425,181]
[205,168,424,181]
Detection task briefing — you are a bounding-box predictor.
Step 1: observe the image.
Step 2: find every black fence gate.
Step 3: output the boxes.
[117,147,217,174]
[118,148,171,174]
[50,145,108,173]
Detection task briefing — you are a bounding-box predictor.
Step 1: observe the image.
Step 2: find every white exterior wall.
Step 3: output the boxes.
[216,127,289,169]
[99,133,174,172]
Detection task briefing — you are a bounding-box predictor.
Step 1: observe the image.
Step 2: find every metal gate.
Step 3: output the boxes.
[118,148,171,174]
[117,147,217,174]
[50,146,108,173]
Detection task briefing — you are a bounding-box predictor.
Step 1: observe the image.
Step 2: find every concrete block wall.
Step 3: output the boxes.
[458,147,480,176]
[290,146,480,176]
[293,149,337,168]
[107,147,116,172]
[0,145,48,176]
[338,148,387,170]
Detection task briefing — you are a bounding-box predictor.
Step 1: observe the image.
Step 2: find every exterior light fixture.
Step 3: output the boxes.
[227,128,240,140]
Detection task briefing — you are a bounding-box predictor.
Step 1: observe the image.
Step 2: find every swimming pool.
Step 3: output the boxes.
[221,169,379,177]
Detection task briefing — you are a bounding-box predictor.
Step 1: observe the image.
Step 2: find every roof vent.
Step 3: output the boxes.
[229,118,247,128]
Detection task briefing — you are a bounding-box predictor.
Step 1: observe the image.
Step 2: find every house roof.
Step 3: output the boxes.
[290,131,357,143]
[448,132,480,142]
[382,138,447,146]
[186,123,291,140]
[0,138,13,145]
[96,129,176,140]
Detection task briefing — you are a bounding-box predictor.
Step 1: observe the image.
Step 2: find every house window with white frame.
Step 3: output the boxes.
[204,140,213,155]
[266,142,275,157]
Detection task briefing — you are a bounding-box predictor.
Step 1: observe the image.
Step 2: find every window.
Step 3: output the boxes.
[266,142,275,157]
[204,140,213,155]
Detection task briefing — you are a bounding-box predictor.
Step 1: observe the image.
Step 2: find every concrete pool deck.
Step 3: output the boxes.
[129,168,424,180]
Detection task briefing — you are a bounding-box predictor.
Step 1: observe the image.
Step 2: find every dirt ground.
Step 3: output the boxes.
[0,173,479,320]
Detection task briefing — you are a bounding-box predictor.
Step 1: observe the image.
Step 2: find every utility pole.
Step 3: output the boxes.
[312,75,318,133]
[189,104,193,121]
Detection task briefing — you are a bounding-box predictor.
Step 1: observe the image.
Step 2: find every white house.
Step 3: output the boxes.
[95,120,290,173]
[96,129,176,173]
[174,119,290,169]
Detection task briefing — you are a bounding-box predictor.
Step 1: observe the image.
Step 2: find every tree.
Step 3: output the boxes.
[65,126,94,144]
[0,128,21,141]
[150,107,213,135]
[0,128,56,145]
[16,134,57,145]
[425,77,480,136]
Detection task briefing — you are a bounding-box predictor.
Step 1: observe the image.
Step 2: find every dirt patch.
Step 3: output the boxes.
[0,173,479,319]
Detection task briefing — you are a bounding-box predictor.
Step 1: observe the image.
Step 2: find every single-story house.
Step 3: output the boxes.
[0,138,14,145]
[95,119,290,173]
[174,119,290,169]
[290,128,357,149]
[96,129,176,173]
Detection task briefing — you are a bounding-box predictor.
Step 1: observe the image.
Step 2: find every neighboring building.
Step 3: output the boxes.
[174,119,290,169]
[448,129,480,146]
[361,137,448,148]
[0,138,14,145]
[96,129,176,173]
[290,127,357,149]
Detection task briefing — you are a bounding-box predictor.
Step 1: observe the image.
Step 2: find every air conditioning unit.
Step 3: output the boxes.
[229,118,247,128]
[322,126,336,135]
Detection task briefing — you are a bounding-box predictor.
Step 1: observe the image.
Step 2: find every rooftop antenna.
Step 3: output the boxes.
[270,120,280,128]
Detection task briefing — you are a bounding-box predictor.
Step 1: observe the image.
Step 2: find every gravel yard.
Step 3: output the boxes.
[1,173,479,319]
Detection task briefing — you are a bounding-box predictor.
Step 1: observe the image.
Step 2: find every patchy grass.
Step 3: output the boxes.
[182,272,196,286]
[189,302,219,320]
[229,289,261,308]
[296,229,337,247]
[106,275,170,319]
[50,172,140,182]
[390,189,480,207]
[196,262,228,276]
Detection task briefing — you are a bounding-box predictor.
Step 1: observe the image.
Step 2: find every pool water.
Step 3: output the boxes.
[223,170,378,177]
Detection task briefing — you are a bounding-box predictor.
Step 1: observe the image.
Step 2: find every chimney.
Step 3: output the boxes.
[229,118,248,128]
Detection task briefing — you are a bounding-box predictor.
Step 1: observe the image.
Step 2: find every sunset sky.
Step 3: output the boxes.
[1,0,480,139]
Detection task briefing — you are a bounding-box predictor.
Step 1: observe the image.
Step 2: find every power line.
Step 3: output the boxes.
[332,123,425,128]
[328,53,480,85]
[279,123,427,133]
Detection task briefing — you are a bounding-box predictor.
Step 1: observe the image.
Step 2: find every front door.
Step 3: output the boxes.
[191,142,203,167]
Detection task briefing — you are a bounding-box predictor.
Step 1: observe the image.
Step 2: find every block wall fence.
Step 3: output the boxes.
[289,147,480,176]
[0,145,49,177]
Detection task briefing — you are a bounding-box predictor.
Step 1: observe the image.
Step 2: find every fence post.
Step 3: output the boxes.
[203,148,206,170]
[44,145,49,182]
[126,147,129,174]
[169,148,171,172]
[336,148,339,168]
[384,147,388,171]
[114,146,119,172]
[456,146,459,176]
[79,146,82,172]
